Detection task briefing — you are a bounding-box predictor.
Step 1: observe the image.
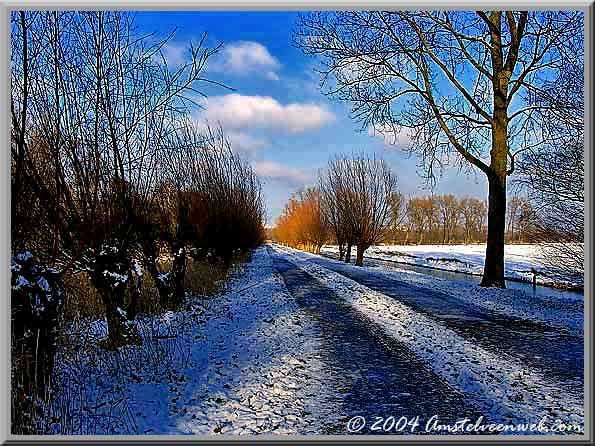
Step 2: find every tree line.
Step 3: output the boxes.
[394,193,535,245]
[10,11,264,432]
[294,10,583,288]
[273,170,542,254]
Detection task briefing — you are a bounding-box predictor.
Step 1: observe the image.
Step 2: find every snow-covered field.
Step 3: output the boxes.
[317,248,583,336]
[321,244,582,289]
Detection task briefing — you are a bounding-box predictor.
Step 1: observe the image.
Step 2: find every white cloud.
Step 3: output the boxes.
[253,161,309,185]
[198,94,336,134]
[158,41,188,66]
[227,131,268,154]
[368,124,413,149]
[211,41,281,80]
[265,71,280,81]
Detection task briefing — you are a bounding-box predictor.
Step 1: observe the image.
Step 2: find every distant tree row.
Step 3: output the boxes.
[274,184,540,254]
[390,195,487,245]
[274,188,327,254]
[392,194,535,245]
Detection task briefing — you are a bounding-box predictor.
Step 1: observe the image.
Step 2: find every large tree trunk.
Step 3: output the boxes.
[90,243,141,349]
[481,13,511,288]
[168,239,187,309]
[338,242,345,261]
[143,241,187,310]
[141,240,173,307]
[481,173,507,287]
[481,101,508,288]
[344,242,352,263]
[11,254,62,434]
[101,288,139,350]
[355,244,366,266]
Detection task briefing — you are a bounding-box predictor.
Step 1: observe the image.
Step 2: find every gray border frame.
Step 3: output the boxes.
[0,1,592,444]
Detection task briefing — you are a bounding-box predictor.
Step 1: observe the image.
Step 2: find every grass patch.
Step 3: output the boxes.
[60,256,234,322]
[184,259,230,297]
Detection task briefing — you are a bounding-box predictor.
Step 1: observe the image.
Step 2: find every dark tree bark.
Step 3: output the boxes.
[11,253,61,433]
[355,244,367,266]
[344,242,352,264]
[168,239,187,309]
[338,242,345,261]
[88,242,140,350]
[481,173,507,287]
[480,13,512,286]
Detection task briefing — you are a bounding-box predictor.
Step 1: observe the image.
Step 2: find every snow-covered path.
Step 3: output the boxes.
[286,249,583,382]
[167,245,481,434]
[51,244,583,435]
[269,250,481,433]
[271,244,583,430]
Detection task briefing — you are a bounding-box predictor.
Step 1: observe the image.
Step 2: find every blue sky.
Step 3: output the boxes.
[135,11,488,224]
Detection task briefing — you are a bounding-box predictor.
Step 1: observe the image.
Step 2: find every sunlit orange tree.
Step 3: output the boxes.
[273,187,329,253]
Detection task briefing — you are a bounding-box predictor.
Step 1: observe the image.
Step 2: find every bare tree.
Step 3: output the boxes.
[319,160,359,262]
[506,195,522,242]
[323,154,398,266]
[460,197,487,243]
[157,122,266,269]
[506,195,534,242]
[407,198,428,244]
[387,193,406,243]
[274,187,329,254]
[301,187,330,253]
[319,176,348,260]
[295,11,582,287]
[515,49,584,283]
[438,194,461,244]
[11,11,218,348]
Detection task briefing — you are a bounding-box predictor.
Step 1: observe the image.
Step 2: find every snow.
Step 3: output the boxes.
[133,259,143,277]
[12,275,29,290]
[99,245,119,256]
[16,251,33,261]
[37,277,51,292]
[44,244,583,435]
[318,249,582,336]
[321,244,582,288]
[273,245,583,429]
[102,270,129,283]
[47,247,336,435]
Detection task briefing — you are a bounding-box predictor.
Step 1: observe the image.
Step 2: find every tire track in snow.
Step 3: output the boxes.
[272,245,584,431]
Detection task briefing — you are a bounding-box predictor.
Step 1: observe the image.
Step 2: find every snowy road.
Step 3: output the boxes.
[53,244,584,435]
[269,244,583,431]
[269,250,481,434]
[286,250,583,383]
